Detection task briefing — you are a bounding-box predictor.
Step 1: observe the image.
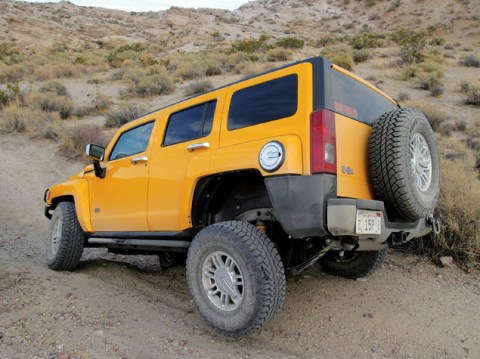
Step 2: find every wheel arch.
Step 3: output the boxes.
[191,169,273,229]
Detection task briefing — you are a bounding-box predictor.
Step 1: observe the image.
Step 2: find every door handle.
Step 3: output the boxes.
[186,142,210,151]
[131,156,148,164]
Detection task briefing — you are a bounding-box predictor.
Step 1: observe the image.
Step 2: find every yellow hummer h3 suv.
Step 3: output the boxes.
[44,57,440,336]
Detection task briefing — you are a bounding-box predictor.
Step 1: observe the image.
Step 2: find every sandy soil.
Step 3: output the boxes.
[0,133,479,359]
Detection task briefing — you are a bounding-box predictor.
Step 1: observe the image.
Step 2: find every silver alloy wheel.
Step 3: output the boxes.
[202,251,244,311]
[51,218,62,256]
[409,133,432,192]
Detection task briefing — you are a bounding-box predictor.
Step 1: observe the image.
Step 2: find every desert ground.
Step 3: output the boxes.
[0,133,479,358]
[1,0,480,358]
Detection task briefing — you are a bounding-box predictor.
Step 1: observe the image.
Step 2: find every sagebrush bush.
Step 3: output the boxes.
[0,104,61,138]
[352,49,370,63]
[105,104,145,128]
[404,135,480,269]
[350,32,382,49]
[391,29,427,64]
[126,73,174,97]
[464,85,480,106]
[460,54,480,68]
[184,79,214,96]
[405,61,444,79]
[40,81,68,96]
[229,35,269,54]
[321,46,354,70]
[275,37,304,49]
[60,123,109,158]
[266,48,291,62]
[26,92,74,119]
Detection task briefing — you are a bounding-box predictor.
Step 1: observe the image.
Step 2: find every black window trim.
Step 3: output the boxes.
[162,99,217,147]
[108,120,155,162]
[227,73,299,131]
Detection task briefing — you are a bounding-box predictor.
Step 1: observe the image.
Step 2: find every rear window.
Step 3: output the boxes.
[228,74,298,130]
[163,100,216,146]
[324,68,396,125]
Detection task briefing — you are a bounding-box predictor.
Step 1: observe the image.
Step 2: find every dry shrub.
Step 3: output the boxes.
[266,48,291,62]
[40,81,68,96]
[125,73,174,97]
[105,104,145,128]
[0,104,61,138]
[60,123,109,159]
[402,138,480,270]
[460,54,480,68]
[464,85,480,106]
[236,62,275,77]
[406,101,450,135]
[26,92,74,119]
[184,79,214,96]
[320,45,354,70]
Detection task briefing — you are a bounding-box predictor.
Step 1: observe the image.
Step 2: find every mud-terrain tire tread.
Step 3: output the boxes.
[369,108,439,221]
[47,202,85,271]
[320,247,388,279]
[186,220,286,337]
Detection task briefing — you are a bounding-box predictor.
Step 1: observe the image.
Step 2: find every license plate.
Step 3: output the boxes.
[356,210,382,234]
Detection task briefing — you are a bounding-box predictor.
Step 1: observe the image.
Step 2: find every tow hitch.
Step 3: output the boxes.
[426,215,441,235]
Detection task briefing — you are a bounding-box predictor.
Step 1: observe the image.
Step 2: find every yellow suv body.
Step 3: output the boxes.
[44,57,439,336]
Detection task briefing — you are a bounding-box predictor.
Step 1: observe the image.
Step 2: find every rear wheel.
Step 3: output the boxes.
[46,202,85,271]
[320,247,388,279]
[186,221,285,336]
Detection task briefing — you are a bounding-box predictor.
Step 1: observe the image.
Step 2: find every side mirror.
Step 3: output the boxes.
[85,144,106,179]
[85,144,105,161]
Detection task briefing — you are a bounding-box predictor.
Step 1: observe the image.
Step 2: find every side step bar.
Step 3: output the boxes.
[87,238,190,252]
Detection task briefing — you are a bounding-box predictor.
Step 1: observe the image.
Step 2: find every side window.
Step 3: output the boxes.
[228,74,298,130]
[109,121,154,161]
[163,100,216,146]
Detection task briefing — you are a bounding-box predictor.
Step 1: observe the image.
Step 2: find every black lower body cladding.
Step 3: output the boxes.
[264,174,336,238]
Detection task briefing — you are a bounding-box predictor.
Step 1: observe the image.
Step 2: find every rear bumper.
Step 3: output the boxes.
[265,174,432,242]
[327,198,431,243]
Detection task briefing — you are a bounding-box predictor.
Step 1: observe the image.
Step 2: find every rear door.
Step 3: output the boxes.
[147,90,225,231]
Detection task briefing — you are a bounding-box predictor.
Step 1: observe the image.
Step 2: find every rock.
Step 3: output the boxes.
[356,277,367,282]
[439,256,454,267]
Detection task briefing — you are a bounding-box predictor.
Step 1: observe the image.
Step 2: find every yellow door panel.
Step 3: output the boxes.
[335,114,374,200]
[86,120,155,232]
[147,91,226,231]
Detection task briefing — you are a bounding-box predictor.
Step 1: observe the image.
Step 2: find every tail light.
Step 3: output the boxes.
[310,109,337,174]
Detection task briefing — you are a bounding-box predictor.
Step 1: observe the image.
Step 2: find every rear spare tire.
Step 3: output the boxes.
[186,221,286,337]
[369,108,440,221]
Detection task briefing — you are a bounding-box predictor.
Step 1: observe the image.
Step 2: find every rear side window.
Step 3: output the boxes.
[109,121,154,161]
[163,100,216,146]
[324,69,395,125]
[228,74,298,130]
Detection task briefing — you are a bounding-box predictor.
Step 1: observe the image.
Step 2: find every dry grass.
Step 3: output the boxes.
[423,137,480,269]
[184,79,214,96]
[0,104,61,138]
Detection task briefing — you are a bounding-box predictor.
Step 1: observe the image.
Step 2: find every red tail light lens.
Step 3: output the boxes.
[310,109,337,174]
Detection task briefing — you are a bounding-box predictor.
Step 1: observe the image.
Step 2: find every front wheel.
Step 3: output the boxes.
[319,247,388,279]
[46,202,85,271]
[186,221,286,336]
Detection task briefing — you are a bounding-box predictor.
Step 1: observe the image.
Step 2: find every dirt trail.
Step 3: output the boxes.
[1,133,479,359]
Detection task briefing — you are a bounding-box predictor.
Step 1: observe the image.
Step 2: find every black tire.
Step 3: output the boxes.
[46,202,85,271]
[186,221,286,337]
[369,108,440,221]
[320,247,388,279]
[158,252,185,269]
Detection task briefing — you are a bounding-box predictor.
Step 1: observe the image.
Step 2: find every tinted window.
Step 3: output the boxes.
[228,75,298,130]
[324,69,396,125]
[109,121,154,160]
[163,101,216,146]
